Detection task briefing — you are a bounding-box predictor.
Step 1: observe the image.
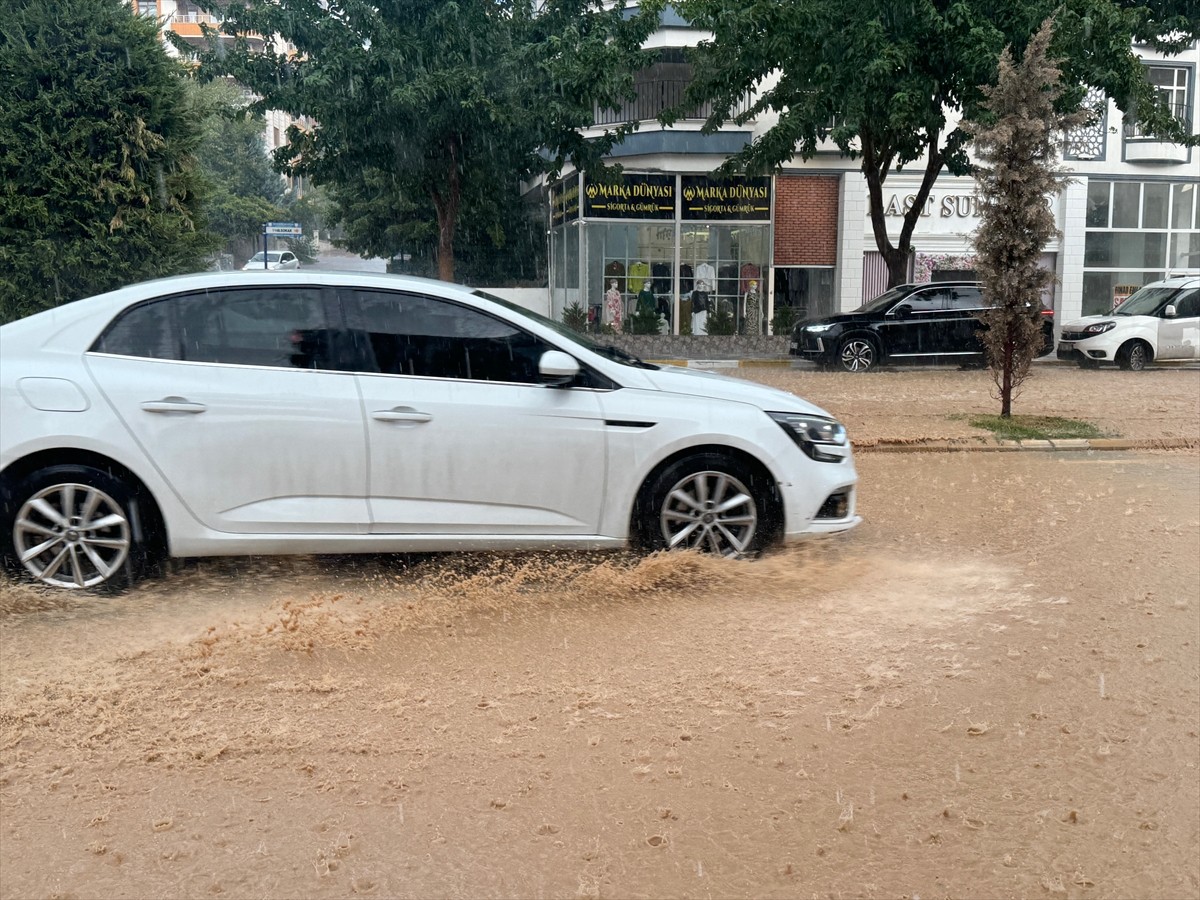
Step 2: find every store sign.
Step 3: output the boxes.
[869,186,1061,236]
[550,177,580,225]
[583,173,675,219]
[681,175,770,221]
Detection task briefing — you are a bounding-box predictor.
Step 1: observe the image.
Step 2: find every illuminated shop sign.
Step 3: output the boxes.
[681,175,770,221]
[550,177,580,225]
[583,173,675,219]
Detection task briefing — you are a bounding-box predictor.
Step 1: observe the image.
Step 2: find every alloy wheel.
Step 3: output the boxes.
[659,470,758,557]
[840,339,876,372]
[13,483,131,589]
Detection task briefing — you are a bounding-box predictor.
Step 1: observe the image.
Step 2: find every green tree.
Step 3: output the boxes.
[966,20,1085,418]
[672,0,1200,288]
[191,79,286,265]
[0,0,218,322]
[186,0,656,282]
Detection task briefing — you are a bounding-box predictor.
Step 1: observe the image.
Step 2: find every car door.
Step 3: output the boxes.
[942,285,988,356]
[1157,288,1200,359]
[878,287,952,358]
[86,286,370,534]
[343,288,608,535]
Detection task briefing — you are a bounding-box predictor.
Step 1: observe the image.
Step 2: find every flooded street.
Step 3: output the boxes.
[2,450,1198,899]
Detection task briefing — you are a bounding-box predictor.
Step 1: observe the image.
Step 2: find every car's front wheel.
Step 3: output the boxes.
[1116,340,1151,371]
[838,337,878,373]
[2,465,150,591]
[639,453,776,558]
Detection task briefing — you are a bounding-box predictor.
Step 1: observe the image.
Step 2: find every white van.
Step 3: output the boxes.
[1057,276,1200,370]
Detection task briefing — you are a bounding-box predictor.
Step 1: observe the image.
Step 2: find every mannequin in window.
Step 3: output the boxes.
[693,261,715,336]
[743,279,762,336]
[604,279,623,332]
[637,280,656,316]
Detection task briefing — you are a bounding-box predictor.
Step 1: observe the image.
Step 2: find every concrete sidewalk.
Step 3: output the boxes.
[853,436,1199,453]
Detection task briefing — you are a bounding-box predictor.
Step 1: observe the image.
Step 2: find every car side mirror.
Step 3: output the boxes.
[1164,304,1177,318]
[538,350,580,387]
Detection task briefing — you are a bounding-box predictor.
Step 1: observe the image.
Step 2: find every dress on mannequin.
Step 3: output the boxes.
[604,280,623,332]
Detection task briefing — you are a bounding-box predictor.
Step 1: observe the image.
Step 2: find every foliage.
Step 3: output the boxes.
[965,20,1085,417]
[672,0,1200,289]
[966,414,1106,441]
[704,299,736,335]
[0,0,218,322]
[627,305,662,335]
[327,170,548,285]
[185,0,657,283]
[562,301,589,333]
[190,79,285,265]
[771,305,798,337]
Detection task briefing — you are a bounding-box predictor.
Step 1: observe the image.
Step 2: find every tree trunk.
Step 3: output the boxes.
[430,138,461,283]
[1000,323,1015,417]
[862,135,944,289]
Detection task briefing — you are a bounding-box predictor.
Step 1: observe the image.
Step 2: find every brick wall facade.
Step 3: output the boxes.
[774,175,840,266]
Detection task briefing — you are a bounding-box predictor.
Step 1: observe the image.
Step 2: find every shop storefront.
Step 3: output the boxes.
[548,172,772,335]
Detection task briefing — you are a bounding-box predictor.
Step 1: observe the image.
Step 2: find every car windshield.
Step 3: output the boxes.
[854,285,919,314]
[1113,286,1177,316]
[248,252,282,263]
[471,290,658,369]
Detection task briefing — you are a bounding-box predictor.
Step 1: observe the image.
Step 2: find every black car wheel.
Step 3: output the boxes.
[638,453,776,558]
[2,464,154,591]
[838,337,878,373]
[1117,340,1151,371]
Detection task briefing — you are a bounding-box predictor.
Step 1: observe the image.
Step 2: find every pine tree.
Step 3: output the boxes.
[965,19,1087,417]
[0,0,218,322]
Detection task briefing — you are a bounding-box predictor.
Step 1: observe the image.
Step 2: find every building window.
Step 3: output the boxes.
[136,0,157,16]
[1082,179,1199,315]
[1125,66,1192,139]
[593,49,752,126]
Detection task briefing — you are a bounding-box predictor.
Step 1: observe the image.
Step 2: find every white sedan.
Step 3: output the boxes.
[242,250,300,271]
[0,272,860,591]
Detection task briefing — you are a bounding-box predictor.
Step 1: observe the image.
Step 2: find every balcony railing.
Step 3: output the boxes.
[594,79,753,127]
[167,11,224,25]
[1124,99,1192,139]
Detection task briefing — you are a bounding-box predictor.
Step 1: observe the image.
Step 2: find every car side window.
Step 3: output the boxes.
[898,289,947,312]
[945,287,984,310]
[346,290,555,384]
[176,287,330,368]
[93,298,180,359]
[1171,289,1199,318]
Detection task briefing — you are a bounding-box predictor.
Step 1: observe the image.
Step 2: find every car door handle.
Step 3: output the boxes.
[140,397,207,414]
[371,407,433,424]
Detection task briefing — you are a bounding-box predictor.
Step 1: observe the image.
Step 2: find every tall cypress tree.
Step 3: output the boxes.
[966,19,1086,417]
[0,0,218,322]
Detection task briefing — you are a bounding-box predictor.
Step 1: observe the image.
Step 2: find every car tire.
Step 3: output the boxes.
[2,464,153,591]
[1116,340,1151,372]
[639,453,776,558]
[838,336,878,373]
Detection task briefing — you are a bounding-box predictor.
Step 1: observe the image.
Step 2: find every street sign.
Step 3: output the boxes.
[263,222,303,236]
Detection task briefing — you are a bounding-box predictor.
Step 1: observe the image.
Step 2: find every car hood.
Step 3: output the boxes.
[1062,314,1150,329]
[640,364,832,417]
[795,312,870,330]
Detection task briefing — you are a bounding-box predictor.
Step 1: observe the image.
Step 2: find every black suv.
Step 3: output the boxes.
[789,282,1054,372]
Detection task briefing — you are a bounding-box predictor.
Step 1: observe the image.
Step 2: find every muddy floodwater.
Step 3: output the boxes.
[2,451,1198,899]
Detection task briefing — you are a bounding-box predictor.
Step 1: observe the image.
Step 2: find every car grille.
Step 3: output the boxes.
[1060,329,1091,341]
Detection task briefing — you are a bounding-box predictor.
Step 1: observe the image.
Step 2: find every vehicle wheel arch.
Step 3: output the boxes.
[629,444,783,550]
[1,449,168,560]
[1116,338,1153,371]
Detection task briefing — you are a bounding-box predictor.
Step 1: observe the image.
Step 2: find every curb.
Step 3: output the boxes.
[853,437,1200,454]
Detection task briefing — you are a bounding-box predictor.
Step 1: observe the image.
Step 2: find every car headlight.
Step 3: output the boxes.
[805,323,833,333]
[1083,321,1115,335]
[768,412,849,462]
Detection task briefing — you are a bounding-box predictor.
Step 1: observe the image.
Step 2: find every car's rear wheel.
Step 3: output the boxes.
[640,453,775,558]
[838,337,878,373]
[1116,340,1151,371]
[2,465,150,591]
